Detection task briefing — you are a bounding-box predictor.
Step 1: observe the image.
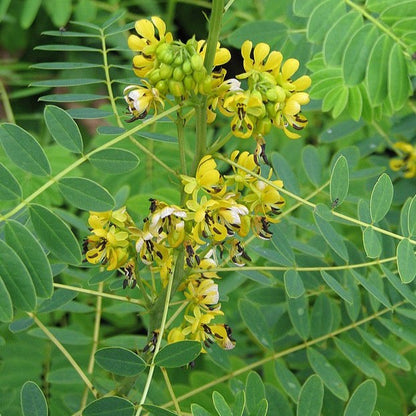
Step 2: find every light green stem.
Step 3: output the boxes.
[0,79,15,124]
[192,0,225,173]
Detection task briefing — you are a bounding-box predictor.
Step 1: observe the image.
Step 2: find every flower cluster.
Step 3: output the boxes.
[124,17,310,142]
[84,151,285,351]
[389,141,416,178]
[124,16,230,120]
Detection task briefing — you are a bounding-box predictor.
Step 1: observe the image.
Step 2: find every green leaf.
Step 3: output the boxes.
[396,239,416,283]
[379,317,416,346]
[212,391,233,416]
[321,271,352,304]
[370,173,393,223]
[245,371,266,415]
[136,131,177,143]
[0,163,22,200]
[323,11,362,66]
[154,341,201,368]
[382,265,416,308]
[58,177,115,211]
[0,239,36,311]
[0,123,51,176]
[21,381,47,416]
[319,119,363,143]
[239,299,273,347]
[347,86,363,121]
[0,276,13,322]
[44,105,83,153]
[313,212,349,261]
[407,195,416,237]
[307,0,345,44]
[141,405,176,416]
[232,391,246,416]
[287,293,310,340]
[43,0,71,26]
[362,227,382,258]
[228,21,287,48]
[67,108,113,119]
[330,155,349,206]
[297,375,324,416]
[32,62,101,70]
[35,44,100,52]
[343,24,379,86]
[41,30,99,38]
[82,397,134,416]
[343,380,377,416]
[191,404,212,416]
[307,347,349,401]
[90,148,140,174]
[9,317,34,333]
[302,145,322,186]
[358,328,410,370]
[271,228,296,266]
[351,270,391,308]
[275,361,301,403]
[293,0,320,16]
[272,152,300,194]
[334,338,385,385]
[38,289,78,313]
[388,42,411,111]
[29,327,91,345]
[31,78,103,87]
[310,294,334,338]
[95,347,146,376]
[254,399,268,416]
[29,204,82,265]
[5,220,53,298]
[284,270,305,299]
[40,93,106,102]
[366,34,392,105]
[20,0,42,29]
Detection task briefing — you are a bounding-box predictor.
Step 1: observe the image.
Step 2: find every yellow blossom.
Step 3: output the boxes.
[389,142,416,178]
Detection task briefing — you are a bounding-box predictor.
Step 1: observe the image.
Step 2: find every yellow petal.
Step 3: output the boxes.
[283,124,301,139]
[253,43,270,67]
[135,19,156,41]
[284,100,301,116]
[292,75,311,91]
[282,58,299,79]
[151,16,166,37]
[241,40,254,71]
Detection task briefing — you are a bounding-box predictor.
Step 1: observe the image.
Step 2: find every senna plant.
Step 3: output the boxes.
[1,0,416,415]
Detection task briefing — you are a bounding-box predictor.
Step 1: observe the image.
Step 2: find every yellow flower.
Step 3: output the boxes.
[85,226,130,270]
[181,155,225,197]
[184,279,220,308]
[389,142,416,178]
[124,82,165,122]
[182,306,220,340]
[167,327,186,344]
[251,215,273,240]
[222,90,265,139]
[128,16,173,77]
[229,150,260,190]
[204,324,236,350]
[197,40,231,68]
[240,40,283,76]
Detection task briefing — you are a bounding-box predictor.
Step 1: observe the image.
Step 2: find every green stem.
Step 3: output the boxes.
[135,249,184,416]
[0,79,15,124]
[192,0,225,174]
[176,107,188,175]
[207,131,233,154]
[166,0,177,32]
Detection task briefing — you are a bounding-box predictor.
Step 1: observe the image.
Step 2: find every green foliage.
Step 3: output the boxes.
[0,0,416,415]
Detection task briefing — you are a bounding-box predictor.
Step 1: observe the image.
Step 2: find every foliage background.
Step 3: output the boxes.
[1,0,416,415]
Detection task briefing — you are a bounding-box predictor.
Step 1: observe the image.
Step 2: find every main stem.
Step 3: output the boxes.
[192,0,225,174]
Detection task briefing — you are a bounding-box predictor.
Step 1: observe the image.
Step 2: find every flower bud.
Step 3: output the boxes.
[193,69,206,83]
[173,67,185,81]
[155,80,168,94]
[168,79,185,97]
[182,60,193,75]
[191,54,204,71]
[183,75,196,91]
[160,63,173,79]
[148,69,161,84]
[173,54,184,66]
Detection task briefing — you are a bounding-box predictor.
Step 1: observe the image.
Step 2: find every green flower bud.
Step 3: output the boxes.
[160,63,173,80]
[148,69,161,84]
[182,60,193,75]
[183,75,196,91]
[173,67,185,81]
[155,80,168,95]
[266,87,279,102]
[193,68,206,83]
[168,79,185,97]
[173,54,184,66]
[191,54,204,71]
[156,43,169,59]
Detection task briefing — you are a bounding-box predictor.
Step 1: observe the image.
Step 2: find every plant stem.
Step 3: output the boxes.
[192,0,225,173]
[81,282,104,408]
[0,79,15,124]
[176,107,188,175]
[135,250,182,416]
[28,312,98,398]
